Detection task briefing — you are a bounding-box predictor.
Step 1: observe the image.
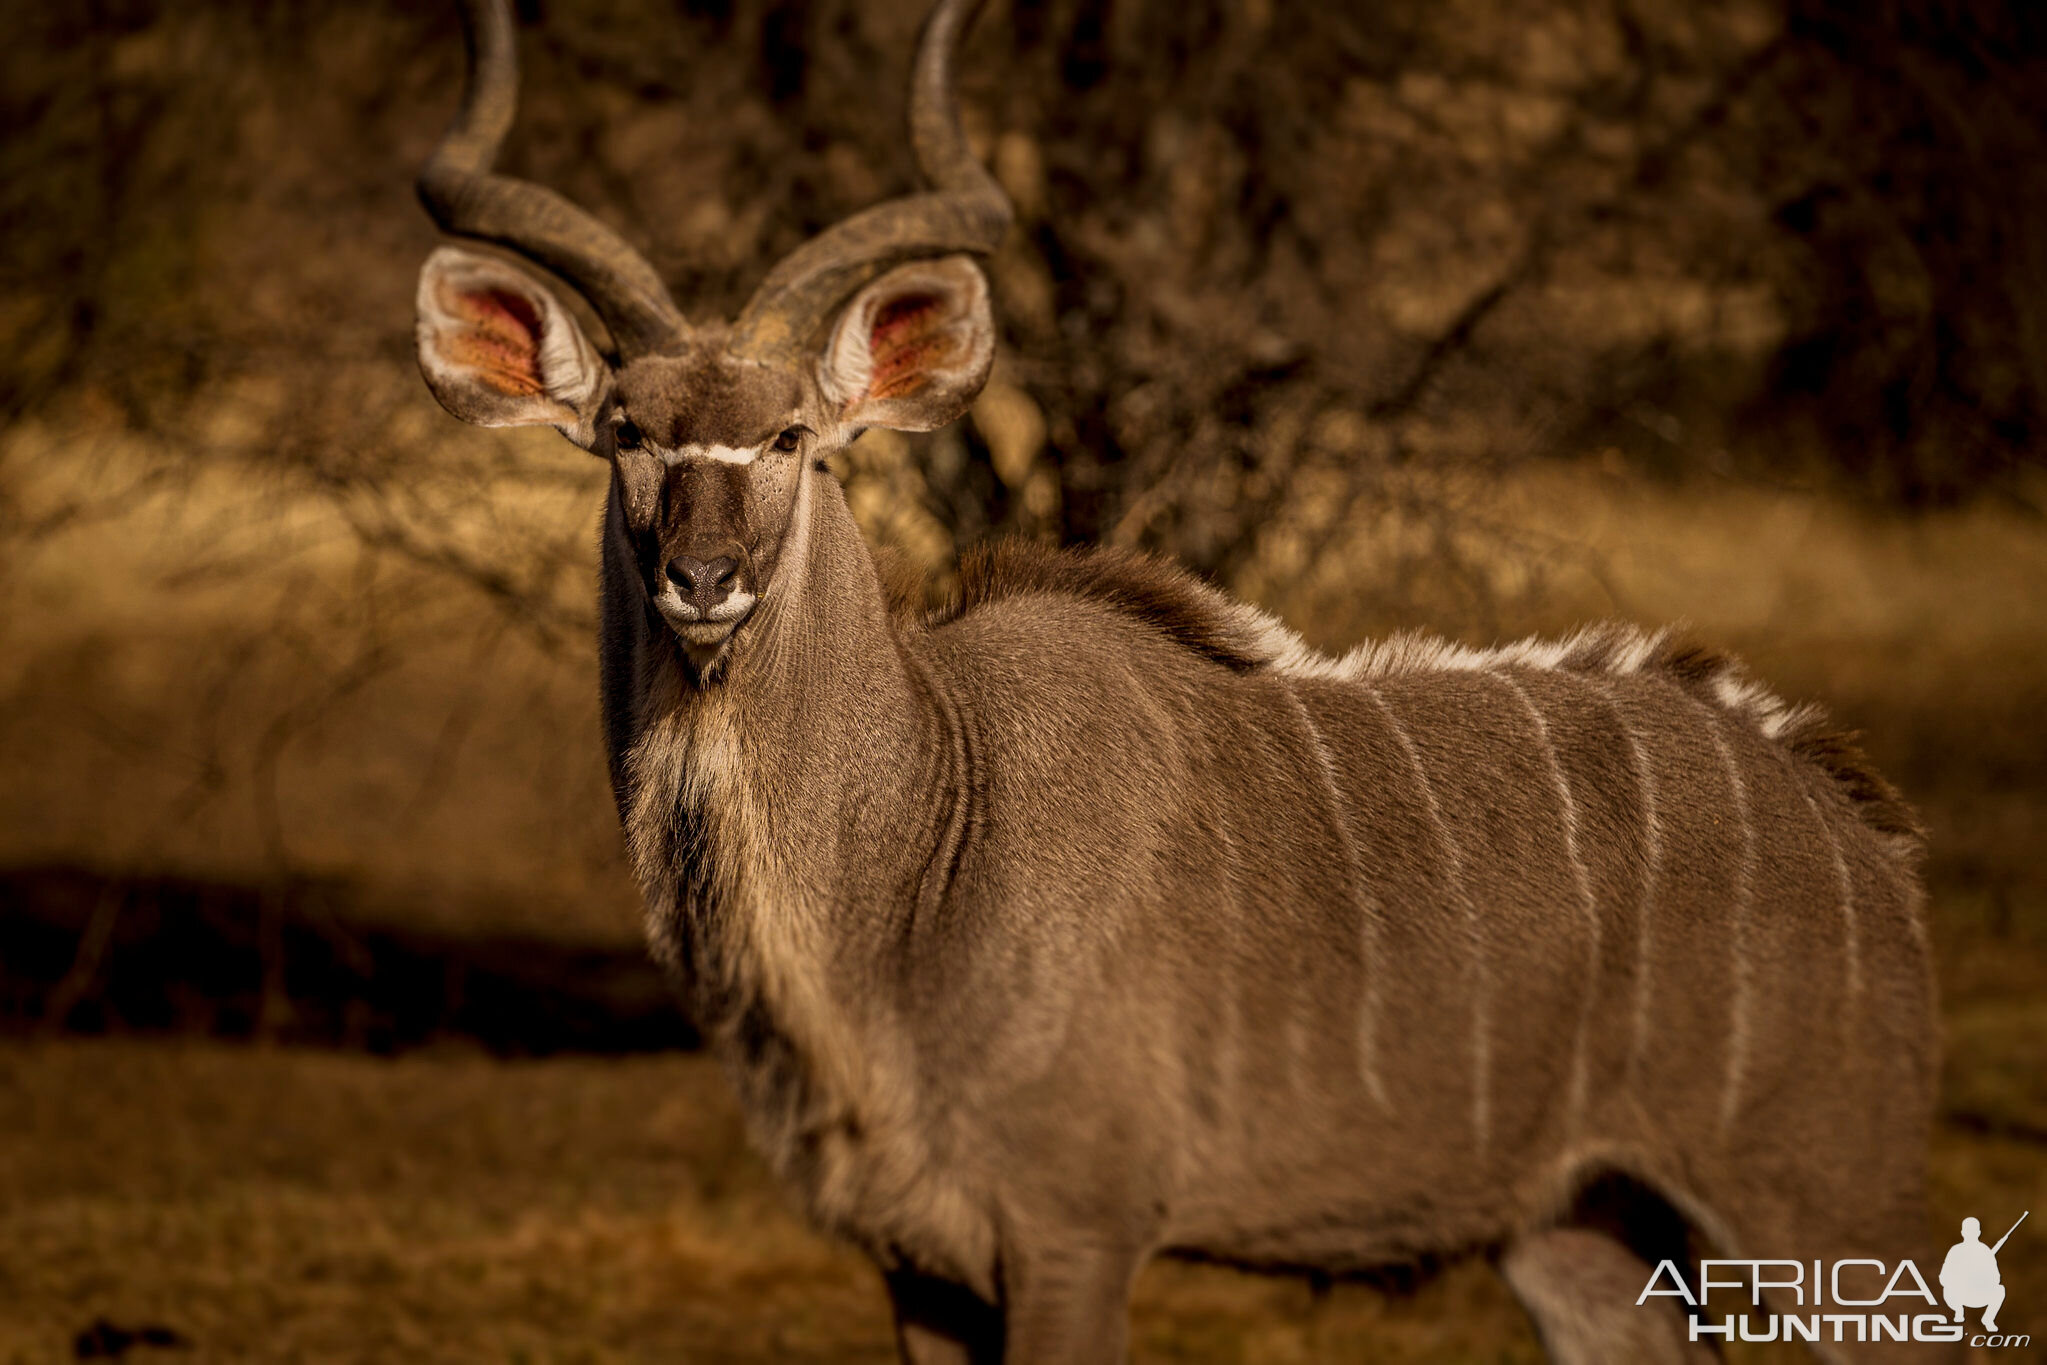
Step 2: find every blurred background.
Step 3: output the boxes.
[2,0,2043,1359]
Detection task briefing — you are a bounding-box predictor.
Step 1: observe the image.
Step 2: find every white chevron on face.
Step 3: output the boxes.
[661,442,760,466]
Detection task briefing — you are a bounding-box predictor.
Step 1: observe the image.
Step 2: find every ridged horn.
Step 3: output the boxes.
[419,0,689,358]
[727,0,1013,364]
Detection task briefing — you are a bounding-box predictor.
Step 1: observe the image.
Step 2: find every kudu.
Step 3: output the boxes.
[410,1,1943,1360]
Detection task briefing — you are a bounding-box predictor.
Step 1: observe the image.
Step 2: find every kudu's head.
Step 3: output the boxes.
[413,0,1010,668]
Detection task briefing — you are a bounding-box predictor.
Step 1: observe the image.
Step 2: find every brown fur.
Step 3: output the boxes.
[587,480,1947,1365]
[933,540,1274,672]
[1642,636,1925,849]
[415,4,1946,1358]
[927,542,1924,857]
[615,336,803,451]
[1777,722,1925,845]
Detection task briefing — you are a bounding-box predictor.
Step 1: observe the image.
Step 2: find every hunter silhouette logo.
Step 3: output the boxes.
[1634,1210,2031,1347]
[1943,1211,2025,1334]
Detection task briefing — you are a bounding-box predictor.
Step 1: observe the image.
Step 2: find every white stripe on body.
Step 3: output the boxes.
[1612,698,1664,1090]
[1364,684,1490,1155]
[1208,814,1245,1155]
[1284,688,1390,1111]
[1800,787,1863,1016]
[1494,672,1601,1137]
[1694,706,1756,1139]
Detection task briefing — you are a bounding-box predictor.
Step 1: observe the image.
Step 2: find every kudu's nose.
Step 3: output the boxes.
[666,554,741,612]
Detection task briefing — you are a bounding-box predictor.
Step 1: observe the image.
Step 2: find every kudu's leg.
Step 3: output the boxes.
[998,1238,1143,1364]
[883,1269,1003,1365]
[1500,1226,1719,1365]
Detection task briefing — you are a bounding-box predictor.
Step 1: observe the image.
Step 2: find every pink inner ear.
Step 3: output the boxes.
[864,293,959,401]
[442,285,547,397]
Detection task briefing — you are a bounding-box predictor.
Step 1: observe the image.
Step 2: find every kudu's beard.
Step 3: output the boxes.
[647,573,767,683]
[670,615,746,683]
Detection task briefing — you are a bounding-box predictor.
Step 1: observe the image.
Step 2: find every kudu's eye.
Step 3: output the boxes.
[615,420,643,450]
[773,427,804,453]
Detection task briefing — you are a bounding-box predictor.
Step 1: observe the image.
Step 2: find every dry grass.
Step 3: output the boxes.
[2,1035,2039,1363]
[0,1042,890,1363]
[0,417,627,946]
[0,1040,1547,1364]
[0,1041,1432,1362]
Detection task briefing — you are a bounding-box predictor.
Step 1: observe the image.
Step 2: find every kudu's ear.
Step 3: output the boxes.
[415,246,610,449]
[820,256,994,433]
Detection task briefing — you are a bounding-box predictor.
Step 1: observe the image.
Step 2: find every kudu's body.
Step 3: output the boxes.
[411,3,1944,1361]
